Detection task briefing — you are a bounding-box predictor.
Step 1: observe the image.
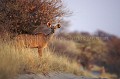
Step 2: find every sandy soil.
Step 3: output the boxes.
[16,72,91,79]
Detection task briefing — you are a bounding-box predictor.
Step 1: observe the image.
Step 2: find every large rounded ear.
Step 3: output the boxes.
[57,24,61,28]
[47,22,52,27]
[54,24,61,29]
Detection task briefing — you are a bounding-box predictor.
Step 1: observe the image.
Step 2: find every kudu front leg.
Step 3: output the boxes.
[38,47,43,58]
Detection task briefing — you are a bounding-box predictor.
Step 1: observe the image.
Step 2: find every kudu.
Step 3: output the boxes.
[15,22,61,57]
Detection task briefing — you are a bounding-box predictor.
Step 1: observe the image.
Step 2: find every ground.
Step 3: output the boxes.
[16,72,94,79]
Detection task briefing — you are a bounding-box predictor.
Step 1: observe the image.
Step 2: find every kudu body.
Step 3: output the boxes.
[15,22,61,57]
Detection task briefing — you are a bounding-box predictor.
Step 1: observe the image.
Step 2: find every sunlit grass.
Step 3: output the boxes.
[49,38,81,57]
[0,35,117,79]
[0,38,83,79]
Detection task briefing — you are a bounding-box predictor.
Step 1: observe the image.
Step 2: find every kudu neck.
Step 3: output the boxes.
[45,27,55,40]
[46,32,54,41]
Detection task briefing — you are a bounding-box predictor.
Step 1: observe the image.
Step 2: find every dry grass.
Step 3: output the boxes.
[0,38,83,79]
[100,73,117,79]
[49,38,81,58]
[0,35,117,79]
[0,40,20,79]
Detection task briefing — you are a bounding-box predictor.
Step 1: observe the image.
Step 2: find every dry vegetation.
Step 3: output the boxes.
[0,36,83,79]
[0,0,119,79]
[51,32,119,79]
[0,32,119,79]
[0,0,84,79]
[0,0,68,34]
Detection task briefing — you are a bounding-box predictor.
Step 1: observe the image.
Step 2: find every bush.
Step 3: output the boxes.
[56,32,108,67]
[49,37,80,59]
[0,0,67,34]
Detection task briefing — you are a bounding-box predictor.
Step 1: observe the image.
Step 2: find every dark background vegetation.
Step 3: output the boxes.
[51,31,120,77]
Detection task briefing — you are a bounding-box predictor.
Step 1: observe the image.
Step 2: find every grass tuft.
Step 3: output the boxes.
[0,38,82,79]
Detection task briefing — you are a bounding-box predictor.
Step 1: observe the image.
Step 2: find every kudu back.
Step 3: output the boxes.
[15,22,61,57]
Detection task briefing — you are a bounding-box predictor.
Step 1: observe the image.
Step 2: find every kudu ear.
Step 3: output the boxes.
[54,24,61,29]
[47,22,52,27]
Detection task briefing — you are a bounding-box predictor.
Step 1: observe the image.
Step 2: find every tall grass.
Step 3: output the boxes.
[49,38,81,58]
[0,34,117,79]
[0,38,83,79]
[0,39,20,79]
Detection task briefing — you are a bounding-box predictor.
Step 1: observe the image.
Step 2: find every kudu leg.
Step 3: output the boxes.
[38,47,43,57]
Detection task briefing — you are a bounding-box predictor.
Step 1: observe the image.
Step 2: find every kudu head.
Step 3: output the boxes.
[46,22,61,35]
[33,22,61,35]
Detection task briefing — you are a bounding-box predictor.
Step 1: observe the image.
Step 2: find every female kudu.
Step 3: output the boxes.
[15,22,61,57]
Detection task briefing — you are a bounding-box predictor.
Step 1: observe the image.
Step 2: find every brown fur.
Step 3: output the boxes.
[15,22,60,57]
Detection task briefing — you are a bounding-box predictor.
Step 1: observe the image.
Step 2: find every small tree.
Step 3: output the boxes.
[0,0,68,34]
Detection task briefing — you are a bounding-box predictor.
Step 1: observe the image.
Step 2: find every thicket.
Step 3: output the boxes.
[0,0,67,34]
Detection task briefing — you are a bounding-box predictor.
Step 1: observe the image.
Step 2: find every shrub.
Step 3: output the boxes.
[0,0,67,34]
